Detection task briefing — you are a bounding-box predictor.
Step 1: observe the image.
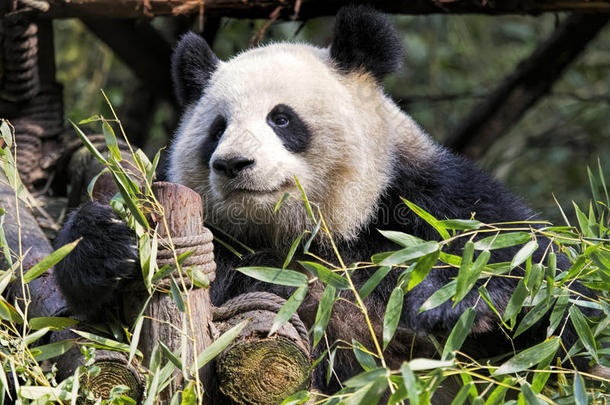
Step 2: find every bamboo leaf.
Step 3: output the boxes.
[280,390,310,405]
[378,230,425,247]
[519,383,545,405]
[408,358,453,370]
[237,266,308,287]
[294,176,315,223]
[274,192,292,212]
[473,232,531,251]
[102,120,122,161]
[194,320,248,372]
[510,241,538,269]
[269,285,308,336]
[514,299,553,338]
[149,149,161,186]
[169,277,185,312]
[159,341,183,370]
[352,339,376,371]
[187,266,210,288]
[344,375,387,405]
[312,285,336,348]
[23,239,80,283]
[401,362,419,405]
[503,279,528,321]
[299,261,349,290]
[547,293,569,337]
[359,266,392,300]
[343,367,386,388]
[493,338,560,375]
[569,306,598,362]
[438,219,481,230]
[383,286,404,349]
[29,317,78,331]
[72,330,134,354]
[70,121,108,164]
[283,232,304,268]
[32,340,75,361]
[0,297,22,323]
[128,314,144,365]
[454,248,490,305]
[408,250,440,291]
[573,373,587,405]
[24,327,50,345]
[401,198,450,239]
[380,241,439,267]
[78,114,101,124]
[110,169,149,228]
[419,280,457,313]
[441,308,475,361]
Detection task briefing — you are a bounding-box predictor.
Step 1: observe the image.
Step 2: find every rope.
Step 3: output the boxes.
[155,227,217,281]
[213,292,310,345]
[1,17,39,102]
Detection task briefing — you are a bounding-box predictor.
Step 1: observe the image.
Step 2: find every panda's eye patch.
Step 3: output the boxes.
[266,104,311,153]
[209,115,227,141]
[267,106,292,128]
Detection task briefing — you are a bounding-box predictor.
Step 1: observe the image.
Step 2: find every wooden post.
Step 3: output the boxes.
[122,181,217,401]
[213,293,312,405]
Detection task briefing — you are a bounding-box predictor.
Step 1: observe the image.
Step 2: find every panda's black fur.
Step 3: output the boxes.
[55,5,598,399]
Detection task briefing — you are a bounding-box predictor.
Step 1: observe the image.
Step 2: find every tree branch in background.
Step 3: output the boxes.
[31,0,610,20]
[445,13,610,159]
[82,18,174,103]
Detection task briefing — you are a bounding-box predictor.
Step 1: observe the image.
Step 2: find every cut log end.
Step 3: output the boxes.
[81,360,143,404]
[217,336,311,405]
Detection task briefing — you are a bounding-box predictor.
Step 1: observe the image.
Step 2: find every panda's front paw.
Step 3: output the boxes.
[54,202,139,317]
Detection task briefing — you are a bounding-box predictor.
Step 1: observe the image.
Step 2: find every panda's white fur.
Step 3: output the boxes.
[169,43,436,247]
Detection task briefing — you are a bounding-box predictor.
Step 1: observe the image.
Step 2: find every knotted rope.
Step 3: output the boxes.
[214,292,310,345]
[156,227,217,284]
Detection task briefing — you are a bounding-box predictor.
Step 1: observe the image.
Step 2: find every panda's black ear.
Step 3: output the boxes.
[171,32,219,106]
[330,5,404,81]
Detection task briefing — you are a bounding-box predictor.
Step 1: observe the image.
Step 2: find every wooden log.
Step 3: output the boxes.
[32,0,610,20]
[122,181,218,401]
[50,330,145,403]
[213,293,312,405]
[0,172,68,318]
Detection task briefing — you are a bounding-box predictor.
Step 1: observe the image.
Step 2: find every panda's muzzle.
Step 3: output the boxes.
[212,156,255,178]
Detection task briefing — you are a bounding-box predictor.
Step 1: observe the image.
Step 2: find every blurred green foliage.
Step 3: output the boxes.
[53,13,610,223]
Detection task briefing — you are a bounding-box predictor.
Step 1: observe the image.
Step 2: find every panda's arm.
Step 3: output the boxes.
[54,202,139,318]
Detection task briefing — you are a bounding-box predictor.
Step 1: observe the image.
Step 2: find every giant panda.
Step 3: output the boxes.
[55,5,597,399]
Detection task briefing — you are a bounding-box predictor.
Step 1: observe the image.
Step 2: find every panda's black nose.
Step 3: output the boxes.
[212,157,255,178]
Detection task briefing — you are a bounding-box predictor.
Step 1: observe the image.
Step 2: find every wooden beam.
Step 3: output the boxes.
[35,0,610,20]
[445,13,610,159]
[82,18,174,102]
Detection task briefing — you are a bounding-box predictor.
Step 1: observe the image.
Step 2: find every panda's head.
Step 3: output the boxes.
[169,6,436,247]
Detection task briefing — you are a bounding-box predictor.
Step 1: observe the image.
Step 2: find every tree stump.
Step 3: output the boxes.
[122,181,217,401]
[213,292,312,405]
[50,330,145,404]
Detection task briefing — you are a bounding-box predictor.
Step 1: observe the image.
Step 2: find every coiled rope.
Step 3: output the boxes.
[213,291,310,345]
[156,227,217,284]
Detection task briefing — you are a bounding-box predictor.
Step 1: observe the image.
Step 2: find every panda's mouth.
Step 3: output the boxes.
[222,178,295,197]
